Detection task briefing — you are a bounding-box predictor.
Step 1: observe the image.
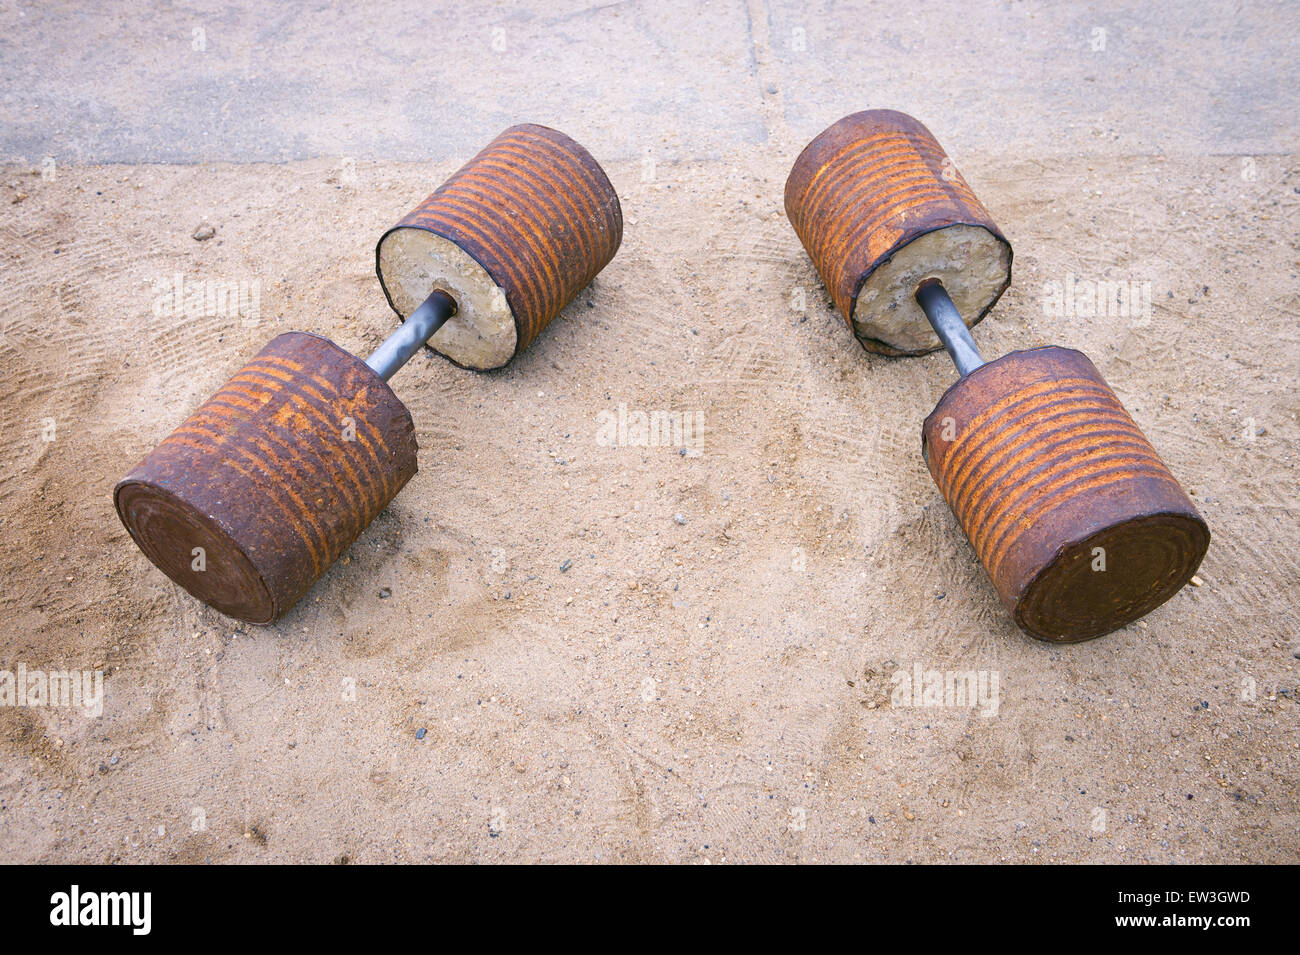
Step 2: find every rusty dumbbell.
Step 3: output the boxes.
[785,109,1209,642]
[116,124,622,624]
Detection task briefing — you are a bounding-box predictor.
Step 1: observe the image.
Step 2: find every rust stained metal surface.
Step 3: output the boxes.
[377,123,623,362]
[115,332,418,624]
[921,346,1210,642]
[784,109,1011,355]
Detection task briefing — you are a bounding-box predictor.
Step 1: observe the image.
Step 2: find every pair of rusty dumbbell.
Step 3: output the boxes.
[116,112,1208,642]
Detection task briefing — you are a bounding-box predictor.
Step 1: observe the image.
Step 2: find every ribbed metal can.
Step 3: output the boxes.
[376,124,623,370]
[115,332,418,624]
[921,346,1209,642]
[785,110,1011,356]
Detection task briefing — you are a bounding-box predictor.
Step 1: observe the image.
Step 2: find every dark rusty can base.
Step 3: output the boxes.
[115,331,418,624]
[115,479,277,622]
[1015,511,1209,642]
[921,346,1209,642]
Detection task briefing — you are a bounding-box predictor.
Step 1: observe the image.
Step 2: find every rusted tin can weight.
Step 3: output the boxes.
[785,110,1209,642]
[116,125,622,624]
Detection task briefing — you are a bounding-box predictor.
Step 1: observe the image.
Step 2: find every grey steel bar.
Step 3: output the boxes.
[365,290,457,382]
[915,281,985,378]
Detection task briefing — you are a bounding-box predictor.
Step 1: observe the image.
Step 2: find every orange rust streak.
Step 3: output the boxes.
[794,130,923,210]
[802,136,956,224]
[985,464,1186,583]
[251,406,369,539]
[233,363,381,511]
[818,172,958,256]
[414,200,538,322]
[183,401,249,429]
[506,130,610,220]
[448,174,564,320]
[221,382,276,404]
[205,391,265,415]
[821,186,957,290]
[480,143,600,235]
[237,365,384,512]
[474,151,610,282]
[426,187,549,315]
[450,172,563,288]
[970,441,1172,563]
[946,404,1144,512]
[937,378,1110,477]
[469,154,596,268]
[164,430,327,576]
[242,430,358,556]
[959,428,1163,542]
[797,144,928,241]
[796,150,926,252]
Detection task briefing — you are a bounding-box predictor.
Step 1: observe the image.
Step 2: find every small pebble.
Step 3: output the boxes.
[192,224,215,241]
[378,587,391,599]
[560,559,572,573]
[673,513,686,525]
[415,728,426,740]
[1190,575,1203,587]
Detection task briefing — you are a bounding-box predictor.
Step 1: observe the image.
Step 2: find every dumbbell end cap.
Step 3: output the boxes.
[376,124,623,370]
[784,109,1012,356]
[115,478,279,624]
[1015,510,1209,642]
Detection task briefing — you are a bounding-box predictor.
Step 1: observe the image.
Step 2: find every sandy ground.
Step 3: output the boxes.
[1,1,1297,863]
